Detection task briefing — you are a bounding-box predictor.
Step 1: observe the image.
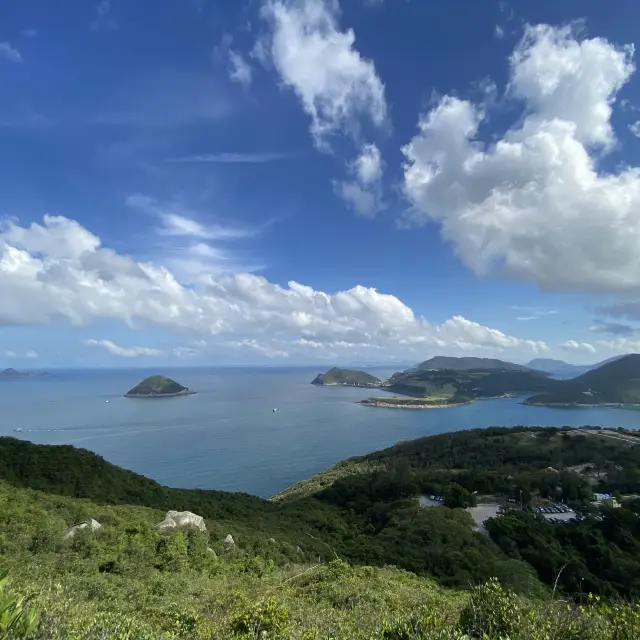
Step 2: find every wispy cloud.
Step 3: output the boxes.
[165,152,297,164]
[91,0,117,31]
[84,339,162,358]
[512,306,558,320]
[228,51,252,88]
[126,195,266,281]
[126,195,259,240]
[5,350,38,359]
[0,43,22,63]
[22,29,37,38]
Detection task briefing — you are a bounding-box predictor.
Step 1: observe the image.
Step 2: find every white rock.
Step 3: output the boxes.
[224,533,235,550]
[63,518,103,538]
[155,510,206,533]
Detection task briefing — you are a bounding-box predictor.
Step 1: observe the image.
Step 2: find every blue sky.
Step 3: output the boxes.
[3,0,640,367]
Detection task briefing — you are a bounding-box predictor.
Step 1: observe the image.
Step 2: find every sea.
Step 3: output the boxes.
[2,366,640,499]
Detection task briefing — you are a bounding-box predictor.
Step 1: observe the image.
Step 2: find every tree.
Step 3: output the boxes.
[443,483,476,509]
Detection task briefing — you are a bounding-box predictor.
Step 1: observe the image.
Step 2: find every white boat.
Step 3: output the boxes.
[272,408,278,412]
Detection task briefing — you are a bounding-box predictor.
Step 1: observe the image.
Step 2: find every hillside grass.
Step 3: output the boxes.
[1,480,639,639]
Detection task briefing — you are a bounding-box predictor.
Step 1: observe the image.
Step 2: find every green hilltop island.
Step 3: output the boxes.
[311,367,381,387]
[124,375,195,398]
[316,354,640,409]
[0,425,639,637]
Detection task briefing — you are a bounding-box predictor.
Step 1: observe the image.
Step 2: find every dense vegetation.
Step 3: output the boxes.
[2,428,640,637]
[382,368,553,400]
[380,354,640,406]
[0,437,540,594]
[526,354,640,405]
[2,480,639,639]
[124,375,190,397]
[279,426,640,600]
[311,367,381,386]
[415,356,534,372]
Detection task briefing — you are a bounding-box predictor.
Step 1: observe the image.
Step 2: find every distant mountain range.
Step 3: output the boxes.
[526,355,627,378]
[525,354,640,406]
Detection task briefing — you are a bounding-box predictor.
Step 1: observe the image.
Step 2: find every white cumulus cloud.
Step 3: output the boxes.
[260,0,387,149]
[402,23,640,294]
[0,214,548,362]
[596,337,640,354]
[560,340,596,354]
[336,143,384,215]
[84,339,163,358]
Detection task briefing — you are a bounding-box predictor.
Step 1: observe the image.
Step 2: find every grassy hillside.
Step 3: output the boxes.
[526,354,640,405]
[311,367,380,386]
[3,481,638,639]
[124,375,190,397]
[415,356,533,372]
[382,368,553,399]
[1,431,640,637]
[0,437,347,551]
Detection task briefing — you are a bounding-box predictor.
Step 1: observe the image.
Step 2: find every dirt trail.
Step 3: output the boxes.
[583,429,640,445]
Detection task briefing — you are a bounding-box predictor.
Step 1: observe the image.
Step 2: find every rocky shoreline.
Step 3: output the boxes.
[358,398,475,410]
[524,401,640,409]
[124,389,196,399]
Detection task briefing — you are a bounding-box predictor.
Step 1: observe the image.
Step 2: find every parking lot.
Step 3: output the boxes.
[531,504,578,523]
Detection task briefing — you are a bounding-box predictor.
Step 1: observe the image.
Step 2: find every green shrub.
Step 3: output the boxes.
[29,520,61,554]
[458,577,526,638]
[231,598,290,637]
[0,571,38,639]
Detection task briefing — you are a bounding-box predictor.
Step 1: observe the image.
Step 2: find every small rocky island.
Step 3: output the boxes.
[311,367,381,388]
[124,375,195,398]
[0,368,48,378]
[0,368,30,378]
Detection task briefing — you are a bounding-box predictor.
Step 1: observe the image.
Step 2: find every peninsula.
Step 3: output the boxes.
[124,375,195,398]
[311,367,381,387]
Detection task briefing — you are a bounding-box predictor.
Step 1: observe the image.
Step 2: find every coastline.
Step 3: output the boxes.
[358,392,516,410]
[358,397,475,410]
[524,401,640,409]
[124,389,196,399]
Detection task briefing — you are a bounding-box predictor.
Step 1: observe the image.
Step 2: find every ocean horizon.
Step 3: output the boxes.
[2,365,639,499]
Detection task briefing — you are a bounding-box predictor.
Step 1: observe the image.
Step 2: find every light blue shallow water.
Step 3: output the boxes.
[2,366,639,498]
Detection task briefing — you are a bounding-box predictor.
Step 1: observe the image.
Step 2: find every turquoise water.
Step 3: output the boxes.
[2,366,639,498]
